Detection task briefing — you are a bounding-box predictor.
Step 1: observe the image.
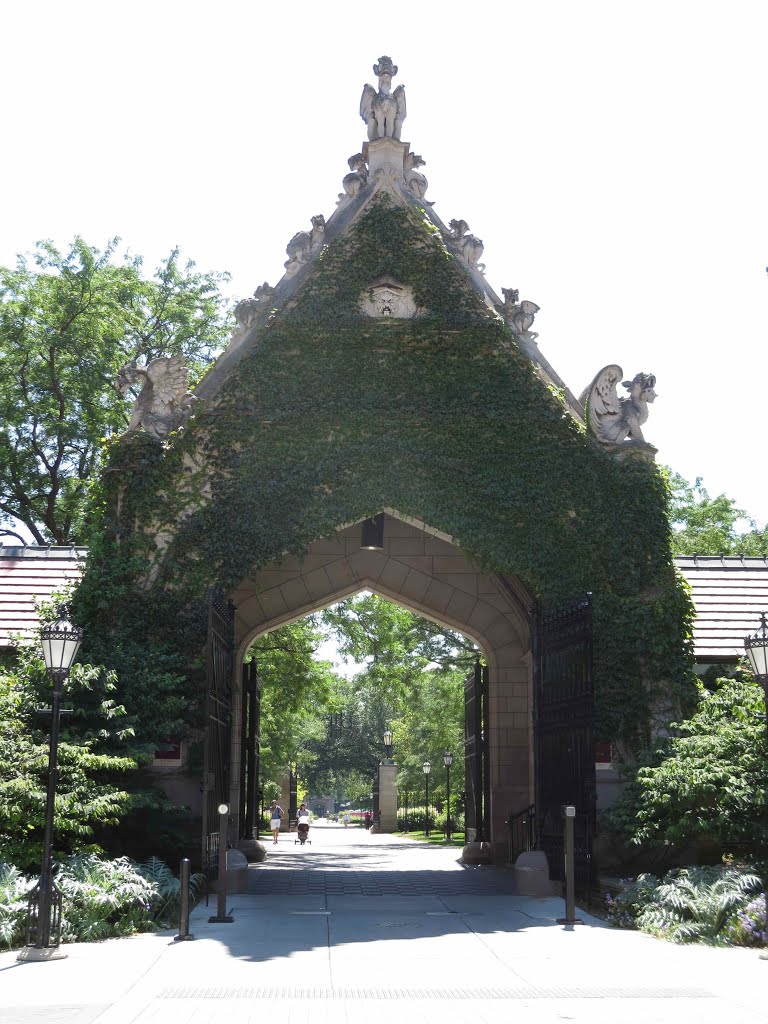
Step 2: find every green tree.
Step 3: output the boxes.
[0,643,135,872]
[248,617,338,787]
[667,471,767,556]
[0,237,230,544]
[603,671,768,855]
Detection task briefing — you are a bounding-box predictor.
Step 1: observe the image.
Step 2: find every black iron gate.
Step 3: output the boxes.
[238,659,261,841]
[201,589,236,883]
[464,658,489,842]
[532,593,596,889]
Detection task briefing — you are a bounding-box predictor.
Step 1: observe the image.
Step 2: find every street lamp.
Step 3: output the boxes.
[423,760,431,837]
[21,608,82,961]
[443,750,454,843]
[744,612,768,957]
[361,513,385,550]
[383,728,393,762]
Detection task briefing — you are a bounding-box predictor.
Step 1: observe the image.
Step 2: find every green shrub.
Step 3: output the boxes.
[0,855,202,949]
[606,863,763,945]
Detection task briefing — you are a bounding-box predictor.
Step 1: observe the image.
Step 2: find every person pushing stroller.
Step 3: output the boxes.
[295,803,311,845]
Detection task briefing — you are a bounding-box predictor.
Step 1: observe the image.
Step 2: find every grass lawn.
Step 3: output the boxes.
[400,830,466,848]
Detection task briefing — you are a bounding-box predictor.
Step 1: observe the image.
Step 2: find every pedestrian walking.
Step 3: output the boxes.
[269,799,284,844]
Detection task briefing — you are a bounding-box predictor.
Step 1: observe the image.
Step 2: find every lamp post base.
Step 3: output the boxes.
[17,945,68,962]
[208,914,234,924]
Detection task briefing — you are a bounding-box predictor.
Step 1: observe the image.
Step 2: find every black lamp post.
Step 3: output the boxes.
[423,760,431,837]
[744,612,768,957]
[383,728,393,762]
[21,608,82,960]
[443,750,454,843]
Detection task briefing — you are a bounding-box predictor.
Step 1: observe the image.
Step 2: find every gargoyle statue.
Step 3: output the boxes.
[448,219,485,272]
[500,288,540,340]
[360,56,406,141]
[338,153,369,202]
[234,282,275,331]
[404,153,428,199]
[580,366,657,444]
[117,357,196,439]
[284,215,326,277]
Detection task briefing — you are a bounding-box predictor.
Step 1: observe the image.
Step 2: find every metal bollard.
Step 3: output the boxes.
[557,805,582,926]
[209,803,234,923]
[174,858,195,941]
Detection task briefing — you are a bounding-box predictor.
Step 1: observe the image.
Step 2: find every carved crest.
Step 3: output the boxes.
[359,277,420,319]
[580,365,657,444]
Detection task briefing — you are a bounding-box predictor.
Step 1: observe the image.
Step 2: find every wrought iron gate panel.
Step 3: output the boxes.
[202,589,236,883]
[464,658,486,842]
[238,659,261,840]
[532,594,595,889]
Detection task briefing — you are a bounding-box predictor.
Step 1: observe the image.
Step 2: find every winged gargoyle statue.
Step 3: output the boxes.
[117,356,196,439]
[360,56,406,141]
[580,365,657,444]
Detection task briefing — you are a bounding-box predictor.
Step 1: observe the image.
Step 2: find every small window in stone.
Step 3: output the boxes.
[153,739,183,765]
[594,741,613,770]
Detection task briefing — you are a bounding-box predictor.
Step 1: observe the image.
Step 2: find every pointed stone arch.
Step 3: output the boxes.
[226,512,533,858]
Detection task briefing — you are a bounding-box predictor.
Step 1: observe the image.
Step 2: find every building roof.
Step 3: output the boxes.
[0,546,86,649]
[1,546,763,662]
[674,555,768,662]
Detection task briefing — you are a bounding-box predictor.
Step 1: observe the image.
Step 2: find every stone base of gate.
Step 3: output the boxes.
[513,850,557,896]
[461,841,493,865]
[235,838,267,863]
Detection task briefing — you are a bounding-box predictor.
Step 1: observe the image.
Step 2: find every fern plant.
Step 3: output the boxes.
[137,856,203,927]
[635,865,762,945]
[0,863,32,950]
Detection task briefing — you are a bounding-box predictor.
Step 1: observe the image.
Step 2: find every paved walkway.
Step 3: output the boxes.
[1,822,766,1023]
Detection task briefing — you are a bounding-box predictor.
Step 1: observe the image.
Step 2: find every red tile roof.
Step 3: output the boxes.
[675,555,768,662]
[0,546,86,650]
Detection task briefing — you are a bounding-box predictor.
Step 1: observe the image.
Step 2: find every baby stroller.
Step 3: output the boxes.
[295,817,311,845]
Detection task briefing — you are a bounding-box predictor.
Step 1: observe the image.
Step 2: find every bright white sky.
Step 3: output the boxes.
[1,1,766,523]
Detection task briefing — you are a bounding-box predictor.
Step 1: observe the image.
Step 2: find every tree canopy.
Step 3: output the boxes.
[0,237,230,544]
[667,471,766,556]
[250,594,472,808]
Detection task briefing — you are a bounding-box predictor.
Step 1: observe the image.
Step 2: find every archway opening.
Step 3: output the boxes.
[245,591,478,846]
[226,512,533,861]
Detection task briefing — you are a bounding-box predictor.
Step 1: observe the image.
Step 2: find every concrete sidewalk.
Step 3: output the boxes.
[1,824,766,1023]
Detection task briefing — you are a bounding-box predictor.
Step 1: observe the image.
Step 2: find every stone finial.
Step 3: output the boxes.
[448,219,485,273]
[116,357,196,439]
[580,366,658,444]
[284,216,326,277]
[338,153,369,203]
[360,56,407,141]
[501,288,540,340]
[234,282,275,331]
[404,152,428,199]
